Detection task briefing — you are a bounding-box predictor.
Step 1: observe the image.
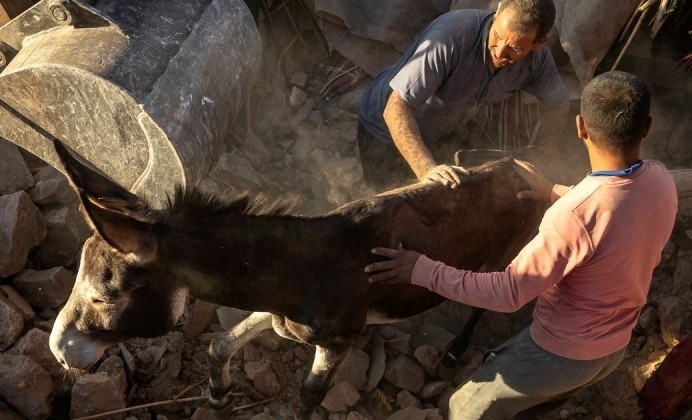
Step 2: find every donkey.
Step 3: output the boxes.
[48,140,544,418]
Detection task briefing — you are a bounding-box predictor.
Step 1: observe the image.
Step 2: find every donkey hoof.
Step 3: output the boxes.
[210,403,235,420]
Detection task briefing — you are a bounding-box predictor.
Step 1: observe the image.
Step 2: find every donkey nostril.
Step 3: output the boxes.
[56,356,68,369]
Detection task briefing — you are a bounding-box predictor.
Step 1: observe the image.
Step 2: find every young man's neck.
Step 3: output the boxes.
[587,145,641,172]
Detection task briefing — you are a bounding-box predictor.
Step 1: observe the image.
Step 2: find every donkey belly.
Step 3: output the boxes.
[366,285,446,325]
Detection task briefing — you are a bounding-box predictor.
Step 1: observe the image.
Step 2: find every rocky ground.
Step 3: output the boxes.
[0,4,691,420]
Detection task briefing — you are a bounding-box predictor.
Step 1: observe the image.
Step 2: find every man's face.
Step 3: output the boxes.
[487,6,546,71]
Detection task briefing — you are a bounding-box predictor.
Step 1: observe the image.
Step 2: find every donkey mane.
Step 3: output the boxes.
[165,185,300,219]
[161,158,515,223]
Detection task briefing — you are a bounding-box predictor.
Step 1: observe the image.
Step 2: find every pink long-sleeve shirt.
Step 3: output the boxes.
[412,160,677,360]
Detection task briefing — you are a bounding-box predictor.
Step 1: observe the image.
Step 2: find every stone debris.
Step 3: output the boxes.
[244,360,281,397]
[0,6,688,420]
[0,284,34,321]
[384,355,426,393]
[0,354,53,419]
[0,139,34,195]
[10,267,75,309]
[0,191,47,277]
[321,381,361,412]
[0,299,23,351]
[8,328,73,394]
[70,372,126,419]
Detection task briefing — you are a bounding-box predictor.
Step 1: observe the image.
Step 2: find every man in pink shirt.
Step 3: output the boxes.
[365,71,677,419]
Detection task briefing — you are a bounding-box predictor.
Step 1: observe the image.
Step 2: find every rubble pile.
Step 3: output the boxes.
[0,6,690,420]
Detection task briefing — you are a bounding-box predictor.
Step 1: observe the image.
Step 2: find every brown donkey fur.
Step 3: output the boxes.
[48,140,544,418]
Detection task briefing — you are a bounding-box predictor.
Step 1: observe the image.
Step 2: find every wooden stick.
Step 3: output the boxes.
[611,0,657,71]
[173,376,209,400]
[73,394,275,420]
[73,396,208,420]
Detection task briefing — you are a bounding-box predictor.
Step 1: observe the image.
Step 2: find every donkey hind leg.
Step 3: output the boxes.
[441,307,485,368]
[299,345,350,419]
[208,311,273,410]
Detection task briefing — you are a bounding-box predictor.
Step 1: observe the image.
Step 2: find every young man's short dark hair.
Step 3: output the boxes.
[580,71,651,153]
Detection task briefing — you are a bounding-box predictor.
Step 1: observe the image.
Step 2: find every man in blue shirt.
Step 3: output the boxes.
[358,0,570,191]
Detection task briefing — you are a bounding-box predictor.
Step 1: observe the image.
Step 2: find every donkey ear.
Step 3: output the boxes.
[53,140,156,258]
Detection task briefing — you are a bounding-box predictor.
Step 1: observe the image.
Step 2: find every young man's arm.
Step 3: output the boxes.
[365,209,591,312]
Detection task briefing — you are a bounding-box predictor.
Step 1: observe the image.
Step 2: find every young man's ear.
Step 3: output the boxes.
[576,115,588,140]
[642,116,653,139]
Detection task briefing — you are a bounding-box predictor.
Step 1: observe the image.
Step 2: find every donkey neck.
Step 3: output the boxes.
[160,213,350,313]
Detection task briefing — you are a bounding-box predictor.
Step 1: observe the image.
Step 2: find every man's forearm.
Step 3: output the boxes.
[530,101,570,147]
[383,93,436,180]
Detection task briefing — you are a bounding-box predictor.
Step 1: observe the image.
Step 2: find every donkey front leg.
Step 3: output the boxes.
[299,345,349,419]
[208,311,273,410]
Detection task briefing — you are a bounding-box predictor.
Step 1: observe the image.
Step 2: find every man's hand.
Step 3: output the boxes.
[513,159,553,201]
[422,164,469,188]
[365,244,422,285]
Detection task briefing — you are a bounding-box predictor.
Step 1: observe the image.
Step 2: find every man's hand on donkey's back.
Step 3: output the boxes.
[422,164,469,189]
[365,244,422,285]
[513,159,554,202]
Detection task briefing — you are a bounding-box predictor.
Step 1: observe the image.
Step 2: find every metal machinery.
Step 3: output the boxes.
[0,0,261,206]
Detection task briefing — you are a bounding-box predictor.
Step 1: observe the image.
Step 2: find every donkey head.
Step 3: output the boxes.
[49,141,187,370]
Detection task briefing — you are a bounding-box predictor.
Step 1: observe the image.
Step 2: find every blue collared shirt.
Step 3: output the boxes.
[588,160,644,177]
[358,9,569,145]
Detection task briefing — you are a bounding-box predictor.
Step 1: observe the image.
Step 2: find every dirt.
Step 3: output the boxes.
[4,2,691,419]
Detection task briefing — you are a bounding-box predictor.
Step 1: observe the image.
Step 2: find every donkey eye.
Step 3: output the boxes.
[91,297,110,305]
[102,267,113,280]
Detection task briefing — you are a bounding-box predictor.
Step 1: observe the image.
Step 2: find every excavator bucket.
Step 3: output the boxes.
[0,0,261,206]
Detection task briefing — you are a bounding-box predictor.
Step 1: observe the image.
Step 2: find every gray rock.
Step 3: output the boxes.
[672,249,692,297]
[396,389,422,409]
[192,407,217,420]
[70,372,126,419]
[11,267,75,309]
[27,166,76,205]
[384,355,425,393]
[637,306,657,333]
[253,329,283,351]
[210,152,264,191]
[9,328,73,394]
[183,299,219,339]
[0,139,34,195]
[290,72,308,88]
[333,348,369,390]
[419,381,451,400]
[0,284,35,321]
[0,353,53,420]
[321,381,361,412]
[243,342,262,362]
[657,296,687,348]
[337,88,365,114]
[0,299,23,351]
[413,345,440,377]
[411,324,456,354]
[35,204,90,268]
[386,406,443,420]
[244,360,281,397]
[158,331,185,379]
[216,306,251,330]
[379,326,412,353]
[289,86,308,107]
[0,191,47,278]
[97,355,128,397]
